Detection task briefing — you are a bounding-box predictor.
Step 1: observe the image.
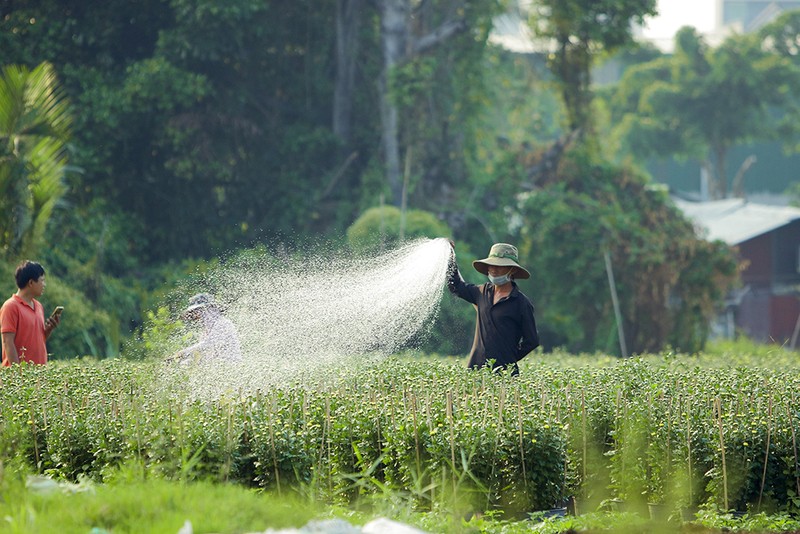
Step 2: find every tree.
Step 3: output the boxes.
[529,0,657,133]
[611,27,800,199]
[0,63,126,359]
[376,0,465,206]
[1,0,354,260]
[334,0,365,146]
[375,0,503,207]
[757,9,800,65]
[0,0,502,261]
[346,205,450,251]
[757,10,800,152]
[0,62,70,258]
[516,147,737,353]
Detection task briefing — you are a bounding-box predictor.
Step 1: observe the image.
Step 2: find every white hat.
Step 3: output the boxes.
[182,293,218,317]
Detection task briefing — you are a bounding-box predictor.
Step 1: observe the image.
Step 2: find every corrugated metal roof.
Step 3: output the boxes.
[672,197,800,245]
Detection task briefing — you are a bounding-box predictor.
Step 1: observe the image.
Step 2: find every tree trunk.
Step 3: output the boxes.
[732,155,756,199]
[714,145,728,199]
[376,0,467,207]
[555,34,592,134]
[377,0,408,207]
[333,0,364,145]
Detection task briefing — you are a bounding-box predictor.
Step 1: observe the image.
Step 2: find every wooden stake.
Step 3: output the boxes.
[516,388,527,488]
[715,397,729,511]
[758,394,773,510]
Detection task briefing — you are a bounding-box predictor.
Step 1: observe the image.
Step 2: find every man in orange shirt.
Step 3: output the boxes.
[1,261,61,366]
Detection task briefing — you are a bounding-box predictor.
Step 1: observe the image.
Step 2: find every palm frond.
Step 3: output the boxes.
[0,62,71,258]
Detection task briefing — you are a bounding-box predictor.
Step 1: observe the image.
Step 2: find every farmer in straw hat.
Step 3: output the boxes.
[171,293,242,364]
[447,243,539,375]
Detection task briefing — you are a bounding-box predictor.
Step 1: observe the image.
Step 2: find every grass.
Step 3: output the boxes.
[0,462,329,534]
[3,461,800,533]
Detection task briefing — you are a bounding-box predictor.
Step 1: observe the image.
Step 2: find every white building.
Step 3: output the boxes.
[718,0,800,32]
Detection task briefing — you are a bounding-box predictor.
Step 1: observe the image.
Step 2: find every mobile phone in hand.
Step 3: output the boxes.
[50,306,64,319]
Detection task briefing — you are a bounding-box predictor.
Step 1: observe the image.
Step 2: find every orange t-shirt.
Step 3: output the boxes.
[1,294,48,366]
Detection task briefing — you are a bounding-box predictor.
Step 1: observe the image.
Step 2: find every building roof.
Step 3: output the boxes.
[672,197,800,245]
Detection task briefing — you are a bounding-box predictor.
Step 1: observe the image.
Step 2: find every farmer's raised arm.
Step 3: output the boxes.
[447,243,480,304]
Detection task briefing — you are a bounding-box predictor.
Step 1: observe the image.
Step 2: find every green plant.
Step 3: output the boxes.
[135,307,190,361]
[0,62,71,259]
[346,206,451,253]
[3,351,800,525]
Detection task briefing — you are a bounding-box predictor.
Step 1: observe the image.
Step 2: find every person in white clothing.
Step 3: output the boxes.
[172,293,242,364]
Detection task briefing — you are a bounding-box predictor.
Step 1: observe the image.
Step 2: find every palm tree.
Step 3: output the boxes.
[0,62,71,258]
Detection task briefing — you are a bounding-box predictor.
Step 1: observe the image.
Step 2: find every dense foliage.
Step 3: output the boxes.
[0,62,70,259]
[0,1,793,358]
[610,26,800,199]
[0,0,503,261]
[515,148,738,353]
[3,352,800,522]
[529,0,657,132]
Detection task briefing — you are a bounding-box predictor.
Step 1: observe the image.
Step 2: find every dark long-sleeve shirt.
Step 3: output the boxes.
[448,261,539,372]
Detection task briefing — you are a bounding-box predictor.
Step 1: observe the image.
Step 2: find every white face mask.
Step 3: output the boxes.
[488,270,513,286]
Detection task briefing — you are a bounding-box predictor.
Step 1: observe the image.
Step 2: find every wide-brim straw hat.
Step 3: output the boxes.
[472,243,530,280]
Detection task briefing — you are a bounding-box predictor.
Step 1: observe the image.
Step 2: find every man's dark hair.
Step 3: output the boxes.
[14,261,45,289]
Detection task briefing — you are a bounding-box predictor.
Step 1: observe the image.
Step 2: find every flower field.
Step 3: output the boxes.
[1,351,800,525]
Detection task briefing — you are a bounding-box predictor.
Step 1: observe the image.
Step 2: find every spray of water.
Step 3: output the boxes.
[160,237,453,398]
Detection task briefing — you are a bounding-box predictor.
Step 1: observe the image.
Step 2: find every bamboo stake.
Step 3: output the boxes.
[410,393,421,480]
[134,390,142,468]
[647,391,654,499]
[41,385,48,433]
[582,389,587,483]
[447,391,456,495]
[29,401,39,469]
[758,394,773,510]
[302,392,309,437]
[389,390,396,430]
[686,397,693,506]
[325,391,332,496]
[715,397,729,511]
[516,388,527,488]
[374,390,382,476]
[267,398,280,493]
[487,385,501,511]
[426,393,433,432]
[498,385,505,426]
[225,401,234,482]
[786,400,800,498]
[666,394,672,481]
